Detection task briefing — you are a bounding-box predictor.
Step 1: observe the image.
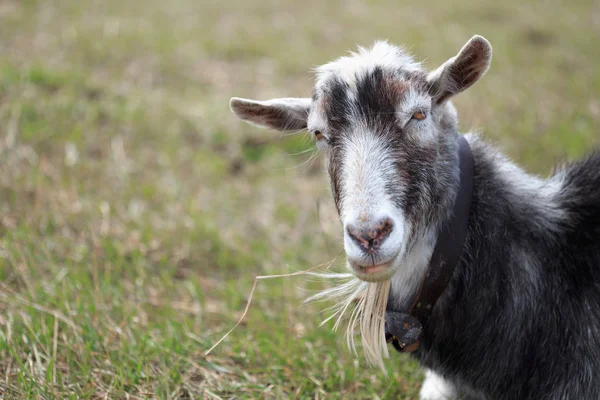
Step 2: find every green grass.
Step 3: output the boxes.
[0,0,598,398]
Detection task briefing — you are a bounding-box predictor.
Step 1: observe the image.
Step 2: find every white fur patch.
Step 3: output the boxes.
[389,228,437,310]
[315,41,422,92]
[420,370,458,400]
[340,131,406,269]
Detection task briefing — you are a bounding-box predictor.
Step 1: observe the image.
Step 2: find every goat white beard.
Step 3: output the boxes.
[306,274,391,373]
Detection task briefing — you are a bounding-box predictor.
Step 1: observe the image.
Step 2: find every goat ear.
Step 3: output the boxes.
[427,35,492,104]
[229,97,311,131]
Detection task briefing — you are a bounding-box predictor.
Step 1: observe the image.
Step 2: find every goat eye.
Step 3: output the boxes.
[412,111,427,121]
[314,130,325,140]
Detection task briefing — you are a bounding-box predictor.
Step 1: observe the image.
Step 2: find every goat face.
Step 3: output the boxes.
[230,36,492,283]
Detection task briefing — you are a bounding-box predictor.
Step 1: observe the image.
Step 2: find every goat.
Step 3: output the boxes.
[229,36,600,400]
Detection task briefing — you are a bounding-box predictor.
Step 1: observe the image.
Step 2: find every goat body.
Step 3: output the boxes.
[416,138,600,400]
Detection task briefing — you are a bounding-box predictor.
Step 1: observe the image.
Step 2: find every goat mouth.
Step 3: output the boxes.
[349,260,394,282]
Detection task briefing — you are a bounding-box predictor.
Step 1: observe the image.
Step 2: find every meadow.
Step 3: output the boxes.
[0,0,599,398]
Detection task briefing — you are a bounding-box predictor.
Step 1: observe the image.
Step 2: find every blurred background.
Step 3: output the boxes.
[0,0,598,398]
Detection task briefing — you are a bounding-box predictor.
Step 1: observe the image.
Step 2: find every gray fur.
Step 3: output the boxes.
[230,36,600,400]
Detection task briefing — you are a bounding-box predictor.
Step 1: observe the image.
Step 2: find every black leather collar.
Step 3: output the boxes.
[385,135,474,353]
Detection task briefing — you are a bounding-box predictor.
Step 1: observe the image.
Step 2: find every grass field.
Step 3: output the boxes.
[0,0,599,398]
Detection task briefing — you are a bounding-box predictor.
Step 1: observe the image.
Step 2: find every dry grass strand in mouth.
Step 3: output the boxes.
[204,257,342,356]
[306,275,392,373]
[205,256,392,373]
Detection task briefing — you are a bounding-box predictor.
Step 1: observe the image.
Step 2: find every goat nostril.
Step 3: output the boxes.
[346,218,394,253]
